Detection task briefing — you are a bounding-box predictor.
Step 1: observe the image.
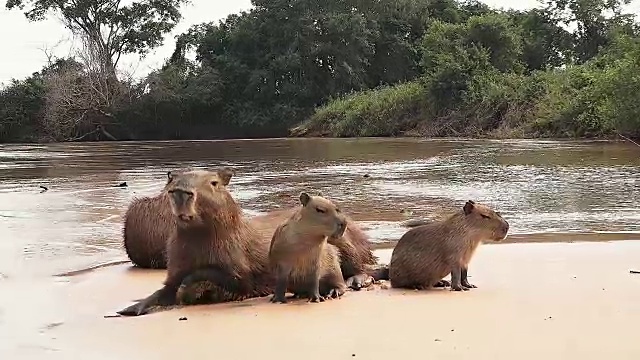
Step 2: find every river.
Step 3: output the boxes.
[0,137,639,280]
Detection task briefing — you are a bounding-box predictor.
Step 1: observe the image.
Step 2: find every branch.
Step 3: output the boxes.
[617,132,640,148]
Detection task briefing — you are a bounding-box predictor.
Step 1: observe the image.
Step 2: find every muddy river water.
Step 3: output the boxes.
[0,138,639,279]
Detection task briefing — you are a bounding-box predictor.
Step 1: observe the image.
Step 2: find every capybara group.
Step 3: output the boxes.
[269,192,348,303]
[116,165,511,316]
[122,176,387,290]
[389,200,509,291]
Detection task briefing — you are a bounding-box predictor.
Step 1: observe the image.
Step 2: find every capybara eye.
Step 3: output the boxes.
[335,208,341,213]
[316,207,326,214]
[211,181,219,187]
[481,214,490,219]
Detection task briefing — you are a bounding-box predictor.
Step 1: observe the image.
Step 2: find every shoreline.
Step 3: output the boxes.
[0,135,633,146]
[48,232,640,277]
[4,240,640,359]
[370,231,640,250]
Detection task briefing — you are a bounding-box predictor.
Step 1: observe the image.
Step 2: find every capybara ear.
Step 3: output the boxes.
[300,192,311,206]
[167,170,175,183]
[463,200,475,215]
[217,167,235,186]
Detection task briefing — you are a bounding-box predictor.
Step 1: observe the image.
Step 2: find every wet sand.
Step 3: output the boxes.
[5,240,640,360]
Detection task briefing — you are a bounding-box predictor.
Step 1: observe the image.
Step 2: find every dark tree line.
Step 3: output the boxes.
[2,0,639,142]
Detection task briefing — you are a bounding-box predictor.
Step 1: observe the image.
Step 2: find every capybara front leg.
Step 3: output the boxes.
[461,267,476,289]
[308,266,324,303]
[179,266,249,295]
[345,273,374,290]
[117,285,178,316]
[450,265,467,292]
[270,265,291,304]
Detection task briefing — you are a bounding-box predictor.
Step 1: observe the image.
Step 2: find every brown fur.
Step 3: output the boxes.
[122,194,385,289]
[117,168,274,316]
[252,207,382,289]
[268,193,347,303]
[122,168,193,269]
[122,194,171,269]
[389,200,509,291]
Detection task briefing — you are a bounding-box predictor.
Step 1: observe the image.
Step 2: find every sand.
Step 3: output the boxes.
[3,240,640,360]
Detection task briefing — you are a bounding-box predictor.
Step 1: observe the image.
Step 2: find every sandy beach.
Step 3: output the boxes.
[2,240,639,360]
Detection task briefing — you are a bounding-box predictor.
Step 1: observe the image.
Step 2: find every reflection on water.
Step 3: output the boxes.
[0,138,639,277]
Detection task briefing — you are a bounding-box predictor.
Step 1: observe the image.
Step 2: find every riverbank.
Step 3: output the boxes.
[0,133,635,145]
[4,240,640,359]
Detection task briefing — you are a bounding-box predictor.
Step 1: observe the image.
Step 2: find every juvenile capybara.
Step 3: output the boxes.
[252,207,383,289]
[269,192,347,303]
[117,168,274,316]
[389,200,509,291]
[122,179,386,288]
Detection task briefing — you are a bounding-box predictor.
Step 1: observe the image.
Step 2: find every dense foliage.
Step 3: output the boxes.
[2,0,640,142]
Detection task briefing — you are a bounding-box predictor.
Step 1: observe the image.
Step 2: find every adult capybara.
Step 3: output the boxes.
[269,192,347,303]
[122,194,171,269]
[389,200,509,291]
[122,169,192,269]
[117,168,274,316]
[122,177,386,289]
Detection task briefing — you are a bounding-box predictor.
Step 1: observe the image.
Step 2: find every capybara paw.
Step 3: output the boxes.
[450,284,464,292]
[462,281,477,288]
[117,302,149,317]
[433,280,451,288]
[270,294,287,304]
[325,287,345,299]
[345,274,374,291]
[309,293,325,303]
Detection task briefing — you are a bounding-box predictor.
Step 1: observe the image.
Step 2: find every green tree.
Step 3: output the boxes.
[5,0,189,78]
[509,8,574,71]
[543,0,636,63]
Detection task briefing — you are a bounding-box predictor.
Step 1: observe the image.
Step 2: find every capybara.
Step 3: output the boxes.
[122,194,171,269]
[122,180,387,289]
[389,200,509,291]
[252,207,383,289]
[121,169,193,269]
[269,192,347,303]
[117,168,274,316]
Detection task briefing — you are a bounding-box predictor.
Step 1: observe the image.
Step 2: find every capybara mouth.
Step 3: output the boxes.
[332,223,347,238]
[494,229,509,241]
[177,214,194,223]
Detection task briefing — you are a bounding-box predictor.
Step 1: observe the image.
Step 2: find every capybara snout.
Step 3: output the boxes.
[168,188,196,222]
[496,219,510,241]
[332,217,347,238]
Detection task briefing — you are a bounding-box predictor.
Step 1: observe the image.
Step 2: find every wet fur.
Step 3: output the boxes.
[389,200,509,291]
